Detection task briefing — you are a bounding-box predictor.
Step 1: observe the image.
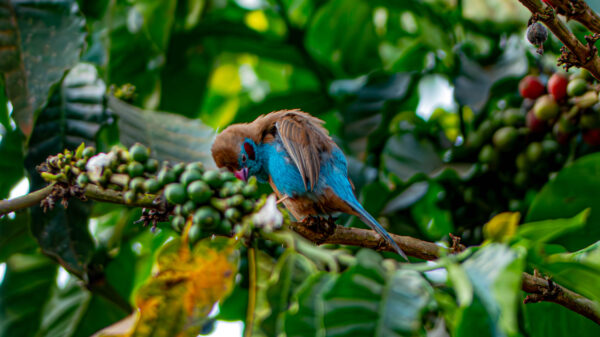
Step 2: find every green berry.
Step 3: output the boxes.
[129,143,150,163]
[567,78,587,97]
[533,95,559,121]
[203,170,223,188]
[580,113,599,129]
[502,108,525,126]
[187,180,212,203]
[174,205,184,216]
[164,183,187,205]
[76,173,89,187]
[526,142,543,162]
[492,126,518,151]
[129,177,146,192]
[183,200,197,216]
[128,161,145,177]
[180,170,203,186]
[145,158,159,173]
[224,208,241,221]
[220,171,236,182]
[541,139,559,155]
[515,152,528,171]
[478,144,498,164]
[76,159,87,170]
[144,179,161,193]
[193,206,221,228]
[241,200,255,213]
[171,215,186,232]
[188,224,202,243]
[82,146,96,158]
[158,168,177,185]
[117,164,128,174]
[227,195,244,207]
[242,184,258,198]
[172,163,186,177]
[123,190,136,204]
[514,171,528,188]
[186,162,205,173]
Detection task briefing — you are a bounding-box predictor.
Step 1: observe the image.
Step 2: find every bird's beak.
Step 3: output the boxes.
[234,167,249,182]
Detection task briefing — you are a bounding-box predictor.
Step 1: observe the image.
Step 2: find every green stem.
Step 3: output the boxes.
[0,184,54,215]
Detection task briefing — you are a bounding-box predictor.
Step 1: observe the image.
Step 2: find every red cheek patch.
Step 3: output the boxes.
[244,142,255,160]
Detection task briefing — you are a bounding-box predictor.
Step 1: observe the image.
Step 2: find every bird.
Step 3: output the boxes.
[211,109,408,260]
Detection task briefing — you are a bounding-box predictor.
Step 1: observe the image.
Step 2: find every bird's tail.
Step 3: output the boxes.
[349,202,408,261]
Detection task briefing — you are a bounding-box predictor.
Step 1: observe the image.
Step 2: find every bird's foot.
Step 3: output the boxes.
[297,216,337,244]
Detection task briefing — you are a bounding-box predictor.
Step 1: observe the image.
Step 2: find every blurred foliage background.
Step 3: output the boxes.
[3,0,600,336]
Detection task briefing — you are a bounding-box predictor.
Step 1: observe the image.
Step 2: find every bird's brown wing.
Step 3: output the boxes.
[274,110,333,191]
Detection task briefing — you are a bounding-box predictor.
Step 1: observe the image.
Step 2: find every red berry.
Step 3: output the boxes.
[526,110,547,133]
[519,75,545,99]
[583,129,600,146]
[548,73,568,101]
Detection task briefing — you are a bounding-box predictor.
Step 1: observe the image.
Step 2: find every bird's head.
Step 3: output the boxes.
[211,124,263,182]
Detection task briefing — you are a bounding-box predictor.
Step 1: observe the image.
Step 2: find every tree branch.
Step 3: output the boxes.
[550,0,600,34]
[4,184,600,324]
[0,183,157,217]
[289,221,600,325]
[518,0,600,80]
[0,184,54,215]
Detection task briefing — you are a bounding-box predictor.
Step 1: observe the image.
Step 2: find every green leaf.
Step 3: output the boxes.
[37,278,129,337]
[321,250,434,337]
[0,252,57,337]
[527,153,600,250]
[522,302,600,337]
[376,269,434,336]
[284,272,336,337]
[382,133,442,181]
[0,211,36,262]
[410,182,454,240]
[260,250,318,336]
[108,95,216,165]
[518,209,590,244]
[306,0,381,76]
[453,35,527,113]
[460,244,526,336]
[0,0,86,137]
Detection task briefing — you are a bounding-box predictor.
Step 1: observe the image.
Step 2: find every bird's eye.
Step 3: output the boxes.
[241,154,247,163]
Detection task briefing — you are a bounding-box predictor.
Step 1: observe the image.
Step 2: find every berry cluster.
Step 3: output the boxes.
[38,143,260,243]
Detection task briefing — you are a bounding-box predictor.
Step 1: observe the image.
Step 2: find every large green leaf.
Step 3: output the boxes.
[284,272,336,337]
[0,0,86,137]
[453,36,527,113]
[522,302,600,337]
[37,278,129,337]
[526,153,600,250]
[382,133,442,181]
[108,95,216,165]
[27,63,109,278]
[0,211,36,262]
[518,209,590,244]
[306,0,381,77]
[0,80,25,199]
[321,250,434,336]
[0,252,57,337]
[458,244,526,336]
[260,250,318,336]
[105,0,177,107]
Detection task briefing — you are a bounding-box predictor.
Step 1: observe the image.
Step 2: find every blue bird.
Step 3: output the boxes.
[211,109,408,260]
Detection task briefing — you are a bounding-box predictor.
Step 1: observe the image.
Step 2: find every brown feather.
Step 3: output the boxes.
[212,109,334,191]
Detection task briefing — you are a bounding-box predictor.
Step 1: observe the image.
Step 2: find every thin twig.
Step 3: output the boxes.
[518,0,600,80]
[550,0,600,34]
[0,184,54,215]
